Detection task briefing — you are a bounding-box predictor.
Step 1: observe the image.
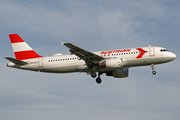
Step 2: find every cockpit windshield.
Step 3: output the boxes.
[160,49,168,52]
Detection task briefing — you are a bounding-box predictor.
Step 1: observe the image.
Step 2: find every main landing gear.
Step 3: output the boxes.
[151,64,156,75]
[90,71,103,84]
[90,71,97,78]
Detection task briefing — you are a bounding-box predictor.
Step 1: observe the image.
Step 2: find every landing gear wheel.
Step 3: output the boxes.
[91,71,97,78]
[152,70,156,75]
[96,77,102,84]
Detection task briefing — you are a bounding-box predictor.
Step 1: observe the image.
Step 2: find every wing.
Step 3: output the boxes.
[60,41,104,66]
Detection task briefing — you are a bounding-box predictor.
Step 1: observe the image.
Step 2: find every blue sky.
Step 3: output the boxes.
[0,0,180,120]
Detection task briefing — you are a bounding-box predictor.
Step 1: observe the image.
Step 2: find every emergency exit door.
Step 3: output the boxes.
[38,58,44,67]
[149,47,155,56]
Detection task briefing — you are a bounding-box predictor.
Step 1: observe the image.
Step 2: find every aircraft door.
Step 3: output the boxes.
[149,47,155,56]
[38,58,44,67]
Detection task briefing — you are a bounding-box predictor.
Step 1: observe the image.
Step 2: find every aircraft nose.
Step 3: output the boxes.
[170,52,176,60]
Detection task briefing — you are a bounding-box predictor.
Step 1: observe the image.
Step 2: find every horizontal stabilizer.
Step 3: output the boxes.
[5,57,28,65]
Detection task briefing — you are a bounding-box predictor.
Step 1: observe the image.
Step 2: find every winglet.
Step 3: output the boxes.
[60,41,65,46]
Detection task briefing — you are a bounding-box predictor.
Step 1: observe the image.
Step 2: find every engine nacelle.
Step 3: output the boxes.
[106,68,129,78]
[99,58,123,68]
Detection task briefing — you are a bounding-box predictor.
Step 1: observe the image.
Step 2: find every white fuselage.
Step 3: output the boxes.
[7,46,176,73]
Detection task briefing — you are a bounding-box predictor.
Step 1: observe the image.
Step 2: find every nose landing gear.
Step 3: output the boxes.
[151,64,156,75]
[152,70,156,75]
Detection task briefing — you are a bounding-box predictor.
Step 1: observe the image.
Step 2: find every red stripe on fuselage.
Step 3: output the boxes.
[14,50,42,60]
[9,34,25,43]
[136,48,147,59]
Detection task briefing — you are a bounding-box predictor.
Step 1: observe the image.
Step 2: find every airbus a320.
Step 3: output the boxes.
[5,34,176,84]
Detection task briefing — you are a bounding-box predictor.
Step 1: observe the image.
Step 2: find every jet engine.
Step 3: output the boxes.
[99,58,123,68]
[106,68,129,78]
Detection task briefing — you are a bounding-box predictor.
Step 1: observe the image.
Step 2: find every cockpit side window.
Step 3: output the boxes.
[160,49,168,52]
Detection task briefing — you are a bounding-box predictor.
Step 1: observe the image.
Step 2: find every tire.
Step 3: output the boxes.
[96,77,102,84]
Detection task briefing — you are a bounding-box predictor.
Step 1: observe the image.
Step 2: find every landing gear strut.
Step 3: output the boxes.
[90,65,98,78]
[151,64,156,75]
[95,72,103,84]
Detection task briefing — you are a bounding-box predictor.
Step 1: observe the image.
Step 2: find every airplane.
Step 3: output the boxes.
[5,34,176,84]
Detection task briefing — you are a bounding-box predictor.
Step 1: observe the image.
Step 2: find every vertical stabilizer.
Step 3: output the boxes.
[9,34,42,60]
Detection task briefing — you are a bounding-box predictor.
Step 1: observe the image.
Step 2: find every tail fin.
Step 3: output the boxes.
[9,34,42,60]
